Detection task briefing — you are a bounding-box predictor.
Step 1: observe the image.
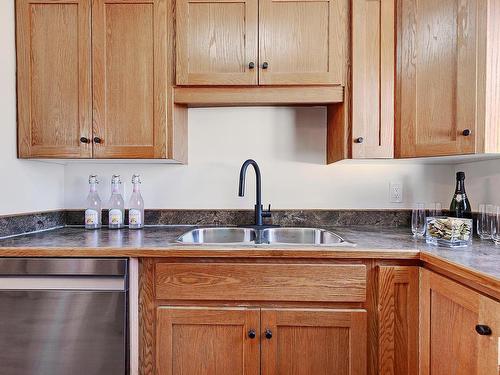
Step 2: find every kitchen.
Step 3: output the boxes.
[0,0,499,374]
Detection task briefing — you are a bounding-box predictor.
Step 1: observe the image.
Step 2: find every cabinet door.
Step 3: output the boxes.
[420,269,500,375]
[16,0,92,158]
[396,0,478,157]
[92,0,167,158]
[259,0,347,85]
[176,0,258,85]
[156,307,260,375]
[352,0,394,158]
[378,266,419,375]
[261,309,367,374]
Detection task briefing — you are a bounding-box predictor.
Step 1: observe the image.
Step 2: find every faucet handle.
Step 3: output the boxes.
[262,204,272,218]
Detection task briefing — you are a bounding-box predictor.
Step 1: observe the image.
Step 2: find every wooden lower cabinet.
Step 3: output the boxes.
[156,307,260,375]
[377,266,419,375]
[155,307,367,375]
[420,269,500,375]
[261,308,367,375]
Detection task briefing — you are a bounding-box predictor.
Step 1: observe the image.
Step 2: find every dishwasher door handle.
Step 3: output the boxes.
[0,276,126,291]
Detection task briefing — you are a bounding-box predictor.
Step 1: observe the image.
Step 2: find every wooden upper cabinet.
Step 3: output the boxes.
[176,0,258,85]
[259,0,347,85]
[351,0,394,159]
[156,307,260,375]
[420,269,500,375]
[92,0,167,158]
[396,0,500,158]
[16,0,92,158]
[261,309,367,375]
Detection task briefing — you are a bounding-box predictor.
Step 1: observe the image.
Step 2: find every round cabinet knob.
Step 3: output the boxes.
[93,137,102,144]
[354,137,364,144]
[262,62,269,70]
[462,129,472,136]
[248,62,255,69]
[475,325,492,336]
[264,329,273,339]
[80,137,90,144]
[248,329,256,339]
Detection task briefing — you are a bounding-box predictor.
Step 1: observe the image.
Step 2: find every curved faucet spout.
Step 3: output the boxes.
[238,159,261,204]
[238,159,271,227]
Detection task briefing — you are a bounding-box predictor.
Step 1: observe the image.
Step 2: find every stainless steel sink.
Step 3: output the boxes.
[176,227,354,247]
[262,227,353,246]
[176,227,255,245]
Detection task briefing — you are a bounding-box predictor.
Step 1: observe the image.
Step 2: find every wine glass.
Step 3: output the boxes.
[477,204,494,240]
[491,206,500,245]
[412,203,426,238]
[431,202,442,217]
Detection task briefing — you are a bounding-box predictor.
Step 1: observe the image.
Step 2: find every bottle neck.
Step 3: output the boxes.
[455,179,466,194]
[133,183,140,193]
[89,183,97,193]
[111,183,120,194]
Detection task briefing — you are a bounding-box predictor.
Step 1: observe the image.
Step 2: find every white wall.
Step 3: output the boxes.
[455,159,500,209]
[0,0,65,215]
[64,107,456,210]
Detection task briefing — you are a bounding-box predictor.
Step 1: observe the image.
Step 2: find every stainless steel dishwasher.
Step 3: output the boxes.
[0,258,128,375]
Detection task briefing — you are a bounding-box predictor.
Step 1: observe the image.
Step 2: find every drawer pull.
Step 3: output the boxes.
[248,329,256,339]
[265,329,273,339]
[475,324,492,336]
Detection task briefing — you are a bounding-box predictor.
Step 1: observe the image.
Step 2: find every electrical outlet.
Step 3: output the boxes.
[390,182,403,203]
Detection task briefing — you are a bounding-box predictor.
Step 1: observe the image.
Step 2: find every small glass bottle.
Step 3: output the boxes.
[449,171,472,218]
[128,174,144,229]
[85,175,102,229]
[108,174,125,229]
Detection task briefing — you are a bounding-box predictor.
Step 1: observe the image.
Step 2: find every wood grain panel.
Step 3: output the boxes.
[176,0,258,85]
[396,0,477,158]
[259,0,347,85]
[378,266,419,375]
[139,258,156,375]
[16,0,92,158]
[261,309,367,375]
[420,269,500,375]
[174,86,344,106]
[155,263,367,302]
[156,307,260,375]
[352,0,394,159]
[92,0,167,158]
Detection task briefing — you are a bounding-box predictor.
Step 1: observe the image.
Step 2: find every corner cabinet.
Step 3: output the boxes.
[16,0,187,161]
[396,0,500,158]
[420,269,500,375]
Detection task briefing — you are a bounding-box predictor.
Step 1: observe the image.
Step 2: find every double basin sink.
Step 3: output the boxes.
[176,227,354,247]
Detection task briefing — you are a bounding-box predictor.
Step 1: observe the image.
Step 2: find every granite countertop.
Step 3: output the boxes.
[0,225,498,284]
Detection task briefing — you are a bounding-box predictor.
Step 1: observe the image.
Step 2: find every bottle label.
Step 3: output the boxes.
[109,209,123,225]
[129,209,142,225]
[85,209,98,225]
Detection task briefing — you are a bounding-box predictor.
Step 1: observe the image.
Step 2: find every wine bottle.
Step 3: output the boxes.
[108,175,125,229]
[84,175,102,229]
[449,171,471,218]
[128,174,144,229]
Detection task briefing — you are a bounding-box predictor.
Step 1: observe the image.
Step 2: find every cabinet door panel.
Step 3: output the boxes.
[420,269,500,375]
[92,0,167,158]
[396,0,477,157]
[156,307,260,375]
[176,0,258,85]
[16,0,92,158]
[378,266,419,375]
[352,0,394,158]
[259,0,347,85]
[261,309,367,375]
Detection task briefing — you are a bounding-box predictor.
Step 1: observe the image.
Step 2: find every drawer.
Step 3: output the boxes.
[155,263,366,302]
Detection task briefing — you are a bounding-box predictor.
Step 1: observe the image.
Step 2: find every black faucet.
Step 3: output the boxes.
[238,159,272,227]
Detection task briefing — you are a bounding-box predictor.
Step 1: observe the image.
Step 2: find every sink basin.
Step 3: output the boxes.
[176,227,354,247]
[262,227,352,246]
[176,227,255,245]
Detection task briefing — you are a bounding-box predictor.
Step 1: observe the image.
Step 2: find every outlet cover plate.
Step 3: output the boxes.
[390,182,403,203]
